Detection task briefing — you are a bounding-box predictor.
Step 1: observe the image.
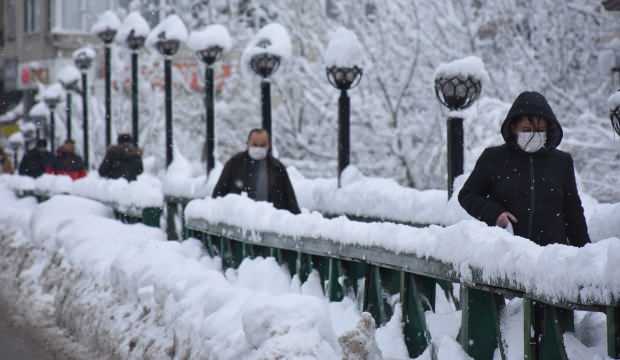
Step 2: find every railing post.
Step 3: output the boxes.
[608,306,620,359]
[297,253,313,283]
[401,272,431,357]
[459,287,504,360]
[166,202,178,240]
[524,300,572,360]
[363,265,386,325]
[142,207,162,228]
[327,258,344,301]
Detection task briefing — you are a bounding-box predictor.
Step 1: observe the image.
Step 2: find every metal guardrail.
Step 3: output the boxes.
[179,208,620,360]
[16,189,162,228]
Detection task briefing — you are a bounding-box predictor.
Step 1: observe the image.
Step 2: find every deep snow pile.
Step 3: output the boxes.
[0,173,163,209]
[185,194,620,304]
[162,150,222,199]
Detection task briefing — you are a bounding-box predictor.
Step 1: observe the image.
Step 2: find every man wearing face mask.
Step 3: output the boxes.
[212,128,300,214]
[458,91,589,357]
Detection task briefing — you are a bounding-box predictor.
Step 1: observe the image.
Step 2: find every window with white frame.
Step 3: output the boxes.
[50,0,117,33]
[24,0,41,33]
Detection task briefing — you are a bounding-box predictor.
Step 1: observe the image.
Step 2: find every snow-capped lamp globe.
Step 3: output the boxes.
[324,27,364,187]
[433,56,488,198]
[8,132,23,167]
[249,41,282,79]
[58,65,82,93]
[73,47,95,73]
[42,83,63,152]
[93,11,120,45]
[188,25,233,175]
[608,90,620,136]
[434,56,486,111]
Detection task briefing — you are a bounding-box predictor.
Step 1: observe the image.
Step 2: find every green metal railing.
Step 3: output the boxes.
[182,218,620,360]
[16,189,162,228]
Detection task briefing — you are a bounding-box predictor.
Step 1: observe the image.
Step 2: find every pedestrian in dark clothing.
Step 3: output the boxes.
[213,129,300,214]
[458,91,588,358]
[18,139,54,178]
[98,134,144,181]
[50,140,87,180]
[459,91,589,247]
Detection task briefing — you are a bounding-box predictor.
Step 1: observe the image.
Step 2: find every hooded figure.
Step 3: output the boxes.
[213,129,300,214]
[18,139,54,178]
[458,91,589,247]
[51,140,87,180]
[98,134,144,181]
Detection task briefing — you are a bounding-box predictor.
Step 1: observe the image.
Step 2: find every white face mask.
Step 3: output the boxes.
[248,146,268,160]
[517,131,546,153]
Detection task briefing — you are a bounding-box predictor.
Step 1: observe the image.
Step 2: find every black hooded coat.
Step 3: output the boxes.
[458,91,590,247]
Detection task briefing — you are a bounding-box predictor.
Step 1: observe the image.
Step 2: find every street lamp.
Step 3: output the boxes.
[325,27,364,187]
[92,10,120,148]
[73,47,96,168]
[188,24,232,175]
[608,90,620,136]
[42,83,63,152]
[28,102,48,141]
[434,56,486,197]
[58,65,82,142]
[243,23,291,137]
[119,12,150,146]
[8,132,23,169]
[147,14,188,168]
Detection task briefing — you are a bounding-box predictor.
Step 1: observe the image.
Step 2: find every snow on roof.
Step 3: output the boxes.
[117,11,151,46]
[434,56,490,84]
[28,102,48,117]
[91,10,121,34]
[241,23,292,77]
[57,65,81,85]
[146,14,188,50]
[42,83,64,100]
[608,91,620,110]
[324,27,364,68]
[73,46,96,61]
[187,24,233,52]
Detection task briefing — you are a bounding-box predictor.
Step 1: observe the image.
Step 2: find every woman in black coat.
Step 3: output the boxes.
[458,91,590,247]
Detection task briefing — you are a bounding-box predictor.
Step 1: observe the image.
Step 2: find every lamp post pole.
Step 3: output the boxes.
[104,45,112,147]
[260,80,272,135]
[446,116,464,197]
[131,51,140,146]
[205,66,215,174]
[81,72,89,168]
[164,57,173,167]
[66,93,72,141]
[338,89,350,186]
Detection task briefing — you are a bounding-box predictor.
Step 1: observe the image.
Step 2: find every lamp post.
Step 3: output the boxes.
[93,11,120,148]
[326,66,363,187]
[127,31,146,146]
[434,63,483,198]
[73,47,95,168]
[249,45,281,136]
[42,84,63,152]
[58,65,82,142]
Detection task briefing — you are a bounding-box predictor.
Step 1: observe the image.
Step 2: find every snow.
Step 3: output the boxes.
[42,83,64,101]
[241,23,292,77]
[91,10,121,35]
[185,194,620,305]
[7,132,24,147]
[117,11,151,46]
[162,149,221,199]
[187,24,233,52]
[57,65,81,85]
[72,46,96,61]
[28,102,48,117]
[146,14,188,51]
[608,91,620,110]
[434,56,490,84]
[325,27,364,68]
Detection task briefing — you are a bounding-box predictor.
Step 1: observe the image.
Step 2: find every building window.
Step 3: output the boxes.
[51,0,116,33]
[6,0,17,40]
[24,0,41,33]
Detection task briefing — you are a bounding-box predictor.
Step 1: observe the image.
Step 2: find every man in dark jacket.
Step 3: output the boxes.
[213,129,300,214]
[18,139,54,178]
[51,140,87,180]
[98,134,144,181]
[458,91,589,357]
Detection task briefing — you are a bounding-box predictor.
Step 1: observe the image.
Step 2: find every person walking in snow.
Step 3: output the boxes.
[18,139,54,178]
[50,140,87,180]
[458,91,589,355]
[98,134,144,181]
[213,128,300,214]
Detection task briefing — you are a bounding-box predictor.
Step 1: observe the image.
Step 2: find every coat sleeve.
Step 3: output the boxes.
[563,156,590,247]
[458,149,506,227]
[98,151,112,178]
[212,159,234,198]
[281,168,301,215]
